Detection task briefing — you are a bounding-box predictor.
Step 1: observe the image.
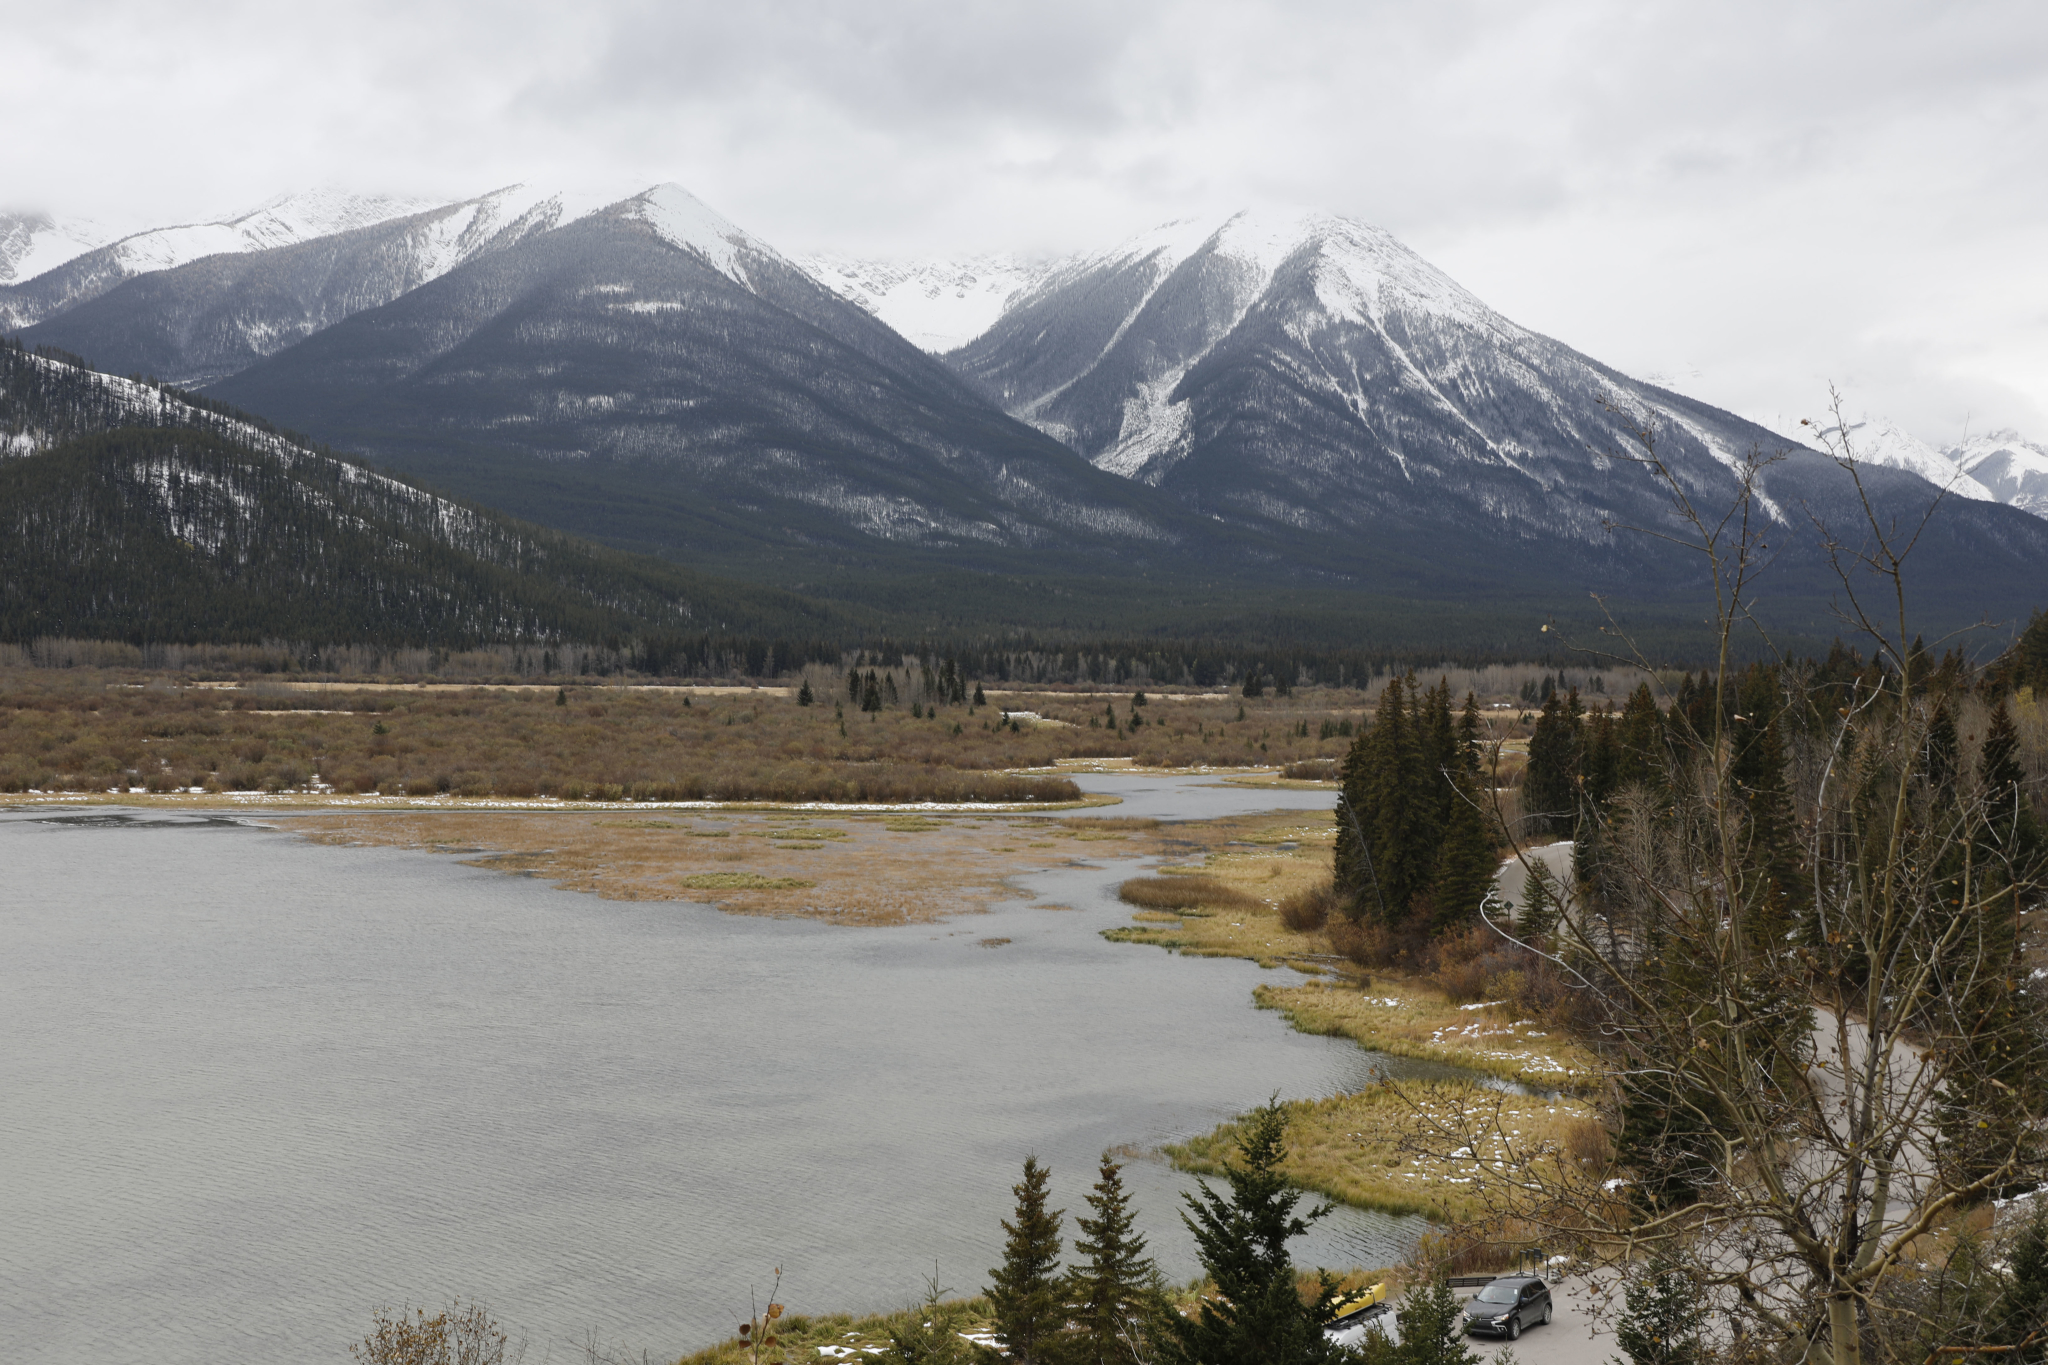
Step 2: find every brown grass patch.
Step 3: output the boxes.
[283,808,1177,926]
[1118,875,1261,912]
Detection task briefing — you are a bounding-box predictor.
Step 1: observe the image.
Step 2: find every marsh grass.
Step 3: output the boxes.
[1251,980,1599,1091]
[1165,1086,1594,1223]
[1117,875,1261,912]
[676,1297,999,1365]
[677,873,816,890]
[0,668,1383,799]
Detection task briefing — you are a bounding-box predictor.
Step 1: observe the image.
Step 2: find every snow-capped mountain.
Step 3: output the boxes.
[1751,411,2048,522]
[1948,431,2048,519]
[1753,412,1998,503]
[0,211,121,285]
[11,185,647,385]
[208,184,1184,566]
[0,190,446,331]
[796,252,1060,352]
[944,207,2048,608]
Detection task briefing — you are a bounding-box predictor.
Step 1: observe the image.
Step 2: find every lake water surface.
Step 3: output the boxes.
[1,776,1429,1363]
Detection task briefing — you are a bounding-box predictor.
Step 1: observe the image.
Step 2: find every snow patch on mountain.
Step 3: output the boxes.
[1948,430,2048,518]
[796,252,1059,352]
[101,189,444,277]
[0,211,120,284]
[620,184,760,288]
[1754,411,1996,504]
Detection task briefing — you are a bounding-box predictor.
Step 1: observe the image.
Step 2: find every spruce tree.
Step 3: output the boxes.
[1615,682,1664,790]
[1067,1154,1162,1365]
[989,1157,1067,1365]
[862,672,883,713]
[1518,865,1558,945]
[1612,1250,1706,1365]
[1456,691,1484,780]
[1171,1101,1346,1365]
[1391,1277,1480,1365]
[1522,688,1584,838]
[797,679,813,707]
[1431,771,1496,931]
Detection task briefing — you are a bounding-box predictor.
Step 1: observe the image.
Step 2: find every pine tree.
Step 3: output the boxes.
[1518,865,1558,945]
[1456,691,1483,780]
[1170,1101,1346,1365]
[1615,683,1664,790]
[1522,688,1584,838]
[1066,1154,1163,1365]
[1391,1278,1480,1365]
[1431,771,1496,931]
[989,1157,1067,1365]
[1612,1250,1706,1365]
[1243,670,1265,699]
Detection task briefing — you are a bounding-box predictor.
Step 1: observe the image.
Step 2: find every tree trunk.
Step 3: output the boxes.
[1829,1295,1862,1365]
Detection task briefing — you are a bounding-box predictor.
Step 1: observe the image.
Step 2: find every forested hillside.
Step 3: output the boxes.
[0,341,842,646]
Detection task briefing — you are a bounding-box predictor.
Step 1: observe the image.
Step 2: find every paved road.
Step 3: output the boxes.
[1376,1278,1616,1363]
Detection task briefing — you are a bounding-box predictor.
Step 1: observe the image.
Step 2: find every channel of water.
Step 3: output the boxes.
[0,774,1476,1363]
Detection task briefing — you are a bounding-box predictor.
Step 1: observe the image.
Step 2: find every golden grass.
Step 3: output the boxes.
[1165,1086,1596,1223]
[1253,979,1601,1092]
[285,808,1181,926]
[1117,875,1261,912]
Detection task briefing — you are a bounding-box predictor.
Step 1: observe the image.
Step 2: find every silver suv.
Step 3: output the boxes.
[1462,1274,1552,1339]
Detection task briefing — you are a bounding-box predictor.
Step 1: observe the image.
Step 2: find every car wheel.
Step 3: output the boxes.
[1507,1316,1522,1341]
[1543,1301,1553,1325]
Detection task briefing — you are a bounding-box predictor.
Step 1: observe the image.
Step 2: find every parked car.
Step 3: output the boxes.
[1462,1274,1552,1339]
[1326,1284,1400,1351]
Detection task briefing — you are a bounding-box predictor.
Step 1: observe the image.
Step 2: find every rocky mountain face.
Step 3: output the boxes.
[0,190,445,333]
[945,209,2048,612]
[0,210,119,286]
[208,186,1188,572]
[11,186,628,386]
[1947,431,2048,520]
[0,340,829,644]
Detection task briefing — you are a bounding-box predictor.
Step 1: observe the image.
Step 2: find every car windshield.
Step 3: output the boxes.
[1475,1284,1521,1304]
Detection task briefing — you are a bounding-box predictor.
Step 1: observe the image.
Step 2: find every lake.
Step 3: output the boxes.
[0,776,1430,1363]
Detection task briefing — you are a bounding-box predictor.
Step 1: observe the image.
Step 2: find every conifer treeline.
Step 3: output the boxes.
[1332,674,1499,930]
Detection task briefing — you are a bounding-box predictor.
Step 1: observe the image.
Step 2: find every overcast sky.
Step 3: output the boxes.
[9,0,2046,442]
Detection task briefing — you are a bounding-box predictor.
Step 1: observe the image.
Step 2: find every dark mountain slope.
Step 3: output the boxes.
[0,342,842,645]
[210,186,1192,574]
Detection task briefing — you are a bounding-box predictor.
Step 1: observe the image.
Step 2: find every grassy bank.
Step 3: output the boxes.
[1166,1087,1597,1224]
[1252,980,1601,1092]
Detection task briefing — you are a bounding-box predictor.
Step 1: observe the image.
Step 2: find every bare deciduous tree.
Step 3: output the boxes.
[1400,396,2048,1365]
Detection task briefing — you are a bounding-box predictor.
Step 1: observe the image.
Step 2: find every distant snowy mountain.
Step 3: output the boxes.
[1750,410,2048,522]
[794,253,1064,351]
[1949,430,2048,519]
[795,252,1060,352]
[0,189,445,332]
[13,185,650,386]
[0,211,121,285]
[946,207,2048,607]
[1752,412,1999,503]
[208,183,1184,567]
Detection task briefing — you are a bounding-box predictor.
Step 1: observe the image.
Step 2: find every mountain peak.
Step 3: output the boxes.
[615,184,760,285]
